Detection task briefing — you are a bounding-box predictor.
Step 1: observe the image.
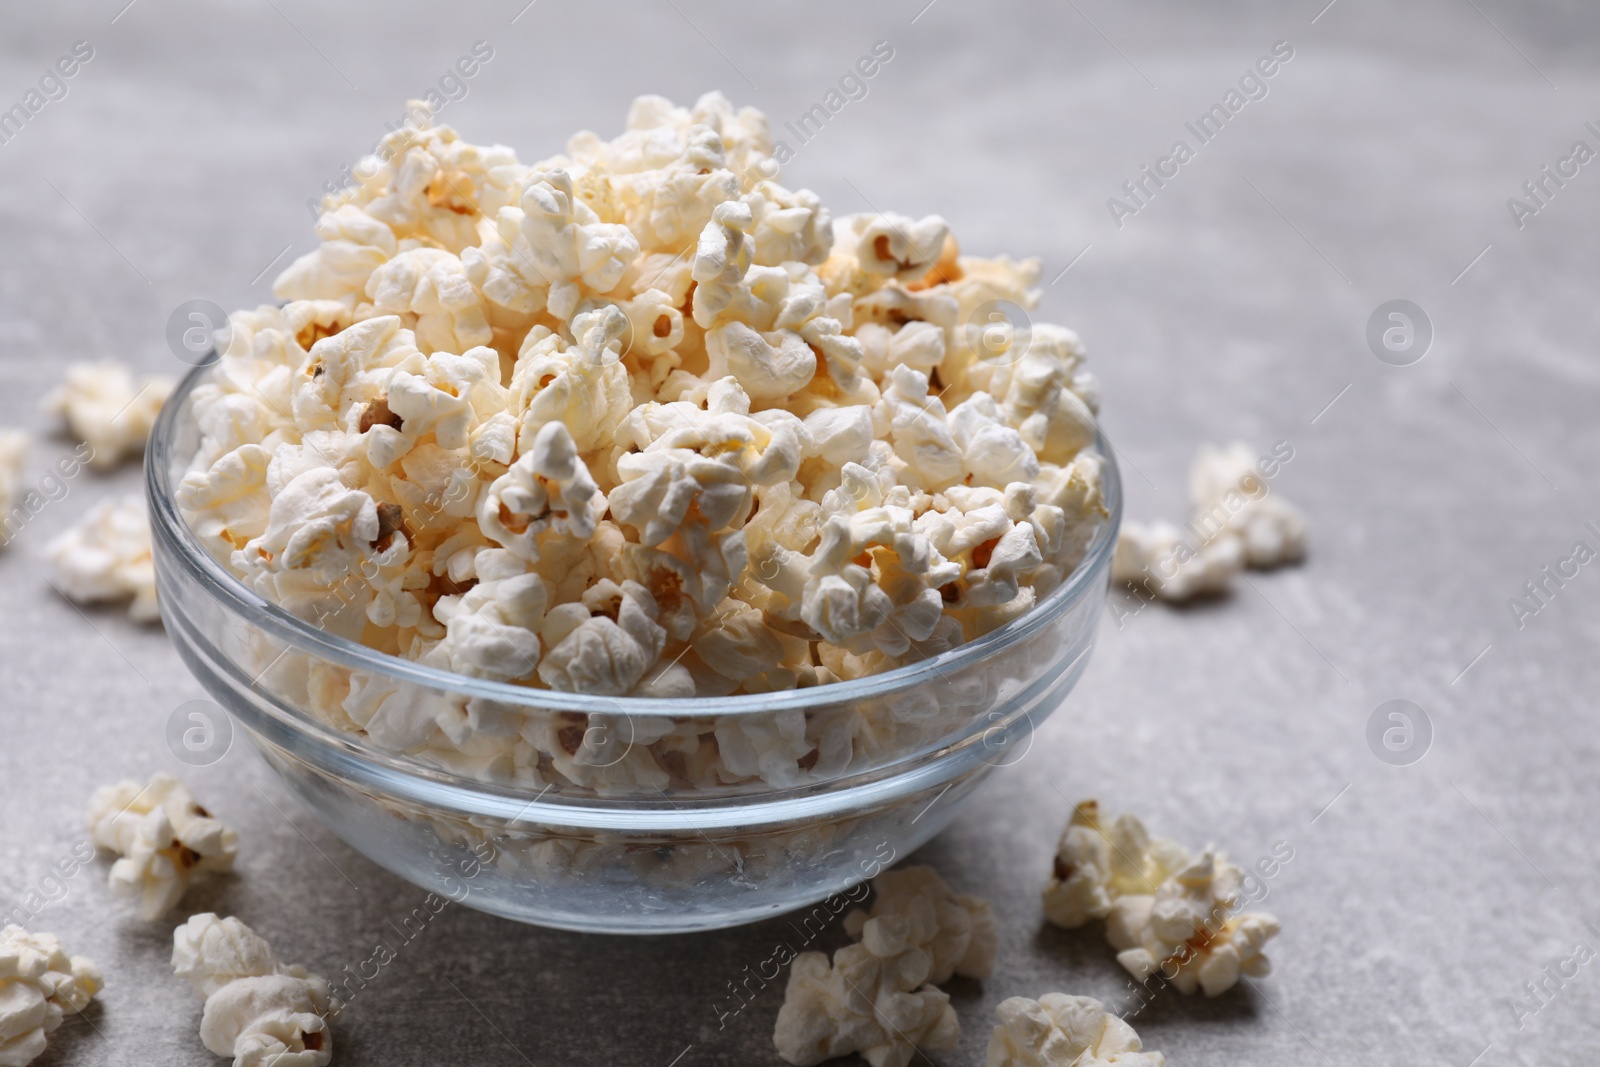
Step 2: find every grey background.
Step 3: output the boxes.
[2,1,1597,1063]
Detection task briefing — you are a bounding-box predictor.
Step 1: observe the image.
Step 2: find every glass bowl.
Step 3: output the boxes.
[146,362,1121,933]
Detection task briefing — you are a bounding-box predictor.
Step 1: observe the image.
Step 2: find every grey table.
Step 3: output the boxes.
[3,1,1597,1063]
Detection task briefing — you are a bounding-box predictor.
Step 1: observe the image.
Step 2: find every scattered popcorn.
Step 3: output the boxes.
[1113,442,1305,603]
[0,925,102,1067]
[1108,851,1281,998]
[176,92,1111,788]
[1111,520,1240,603]
[172,914,282,998]
[86,773,238,919]
[0,432,25,547]
[774,866,992,1067]
[1043,800,1279,996]
[986,994,1164,1067]
[45,495,159,622]
[42,361,174,470]
[842,865,998,984]
[1188,442,1306,569]
[172,914,336,1067]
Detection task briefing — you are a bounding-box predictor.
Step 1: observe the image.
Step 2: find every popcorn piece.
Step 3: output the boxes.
[1111,520,1240,603]
[42,361,174,470]
[844,865,998,984]
[172,914,281,998]
[845,213,951,281]
[774,866,992,1067]
[1042,800,1188,929]
[0,432,26,547]
[0,926,102,1067]
[1109,851,1281,997]
[44,495,159,622]
[1043,800,1280,997]
[1189,442,1306,569]
[774,946,956,1067]
[172,914,335,1067]
[986,994,1164,1067]
[478,422,603,563]
[86,774,238,919]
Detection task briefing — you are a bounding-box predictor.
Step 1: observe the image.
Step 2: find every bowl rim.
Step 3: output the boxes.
[148,359,1122,720]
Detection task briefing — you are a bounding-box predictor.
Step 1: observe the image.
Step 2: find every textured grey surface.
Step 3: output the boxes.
[3,1,1599,1064]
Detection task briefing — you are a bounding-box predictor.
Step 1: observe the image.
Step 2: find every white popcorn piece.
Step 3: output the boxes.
[0,926,102,1067]
[1109,851,1281,997]
[478,422,603,563]
[846,213,951,282]
[44,494,159,622]
[1189,442,1306,569]
[0,432,26,547]
[1043,800,1281,997]
[843,865,998,984]
[1042,800,1189,929]
[986,994,1164,1067]
[172,914,281,998]
[1111,520,1241,602]
[42,361,174,470]
[774,866,992,1067]
[172,914,335,1067]
[86,774,238,919]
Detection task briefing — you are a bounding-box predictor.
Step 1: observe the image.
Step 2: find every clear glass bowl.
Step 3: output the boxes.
[147,362,1121,933]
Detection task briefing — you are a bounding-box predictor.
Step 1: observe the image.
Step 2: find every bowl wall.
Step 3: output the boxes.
[150,361,1119,931]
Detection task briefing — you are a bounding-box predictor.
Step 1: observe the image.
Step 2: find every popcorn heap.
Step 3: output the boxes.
[774,866,995,1067]
[45,495,159,622]
[0,926,102,1067]
[1043,800,1279,997]
[172,914,335,1067]
[178,92,1107,706]
[86,774,238,919]
[42,361,173,471]
[1113,442,1304,601]
[986,994,1164,1067]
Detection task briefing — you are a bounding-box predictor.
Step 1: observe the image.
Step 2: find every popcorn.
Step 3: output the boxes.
[177,94,1113,786]
[1108,850,1281,997]
[44,494,159,622]
[0,926,102,1067]
[844,213,951,281]
[0,432,26,546]
[774,866,992,1067]
[1043,800,1280,997]
[986,994,1164,1067]
[42,361,174,470]
[1189,442,1306,569]
[172,914,282,998]
[1114,442,1305,605]
[86,773,238,919]
[1112,520,1241,603]
[172,914,335,1067]
[842,865,998,984]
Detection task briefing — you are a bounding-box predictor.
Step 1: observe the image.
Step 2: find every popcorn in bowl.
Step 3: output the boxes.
[178,91,1106,709]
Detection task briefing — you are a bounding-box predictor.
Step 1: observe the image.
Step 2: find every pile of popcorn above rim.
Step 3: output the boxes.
[177,92,1108,720]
